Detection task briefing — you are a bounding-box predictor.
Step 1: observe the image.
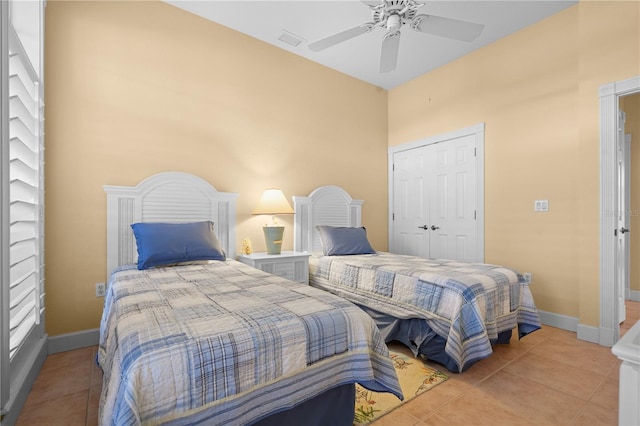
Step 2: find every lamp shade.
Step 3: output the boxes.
[252,189,294,215]
[253,189,293,255]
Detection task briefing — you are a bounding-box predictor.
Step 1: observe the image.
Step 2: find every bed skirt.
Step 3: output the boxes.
[251,383,355,426]
[356,303,517,372]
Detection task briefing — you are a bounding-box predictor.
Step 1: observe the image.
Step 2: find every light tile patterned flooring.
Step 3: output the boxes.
[16,300,639,426]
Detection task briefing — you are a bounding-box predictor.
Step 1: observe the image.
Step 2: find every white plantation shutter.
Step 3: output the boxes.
[1,0,46,420]
[8,25,43,359]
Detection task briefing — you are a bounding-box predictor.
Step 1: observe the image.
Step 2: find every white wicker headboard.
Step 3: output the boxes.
[293,185,363,253]
[103,172,238,277]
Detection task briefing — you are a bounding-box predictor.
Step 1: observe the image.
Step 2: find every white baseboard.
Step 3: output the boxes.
[47,328,100,354]
[577,323,601,344]
[630,290,640,302]
[538,309,615,346]
[537,309,578,332]
[536,310,603,345]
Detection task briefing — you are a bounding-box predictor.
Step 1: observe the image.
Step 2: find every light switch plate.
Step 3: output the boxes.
[534,200,549,212]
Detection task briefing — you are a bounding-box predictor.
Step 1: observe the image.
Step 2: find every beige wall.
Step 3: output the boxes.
[389,2,639,326]
[44,1,639,337]
[44,1,388,335]
[623,94,640,293]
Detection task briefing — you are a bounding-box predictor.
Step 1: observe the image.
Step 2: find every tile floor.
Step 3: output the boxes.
[15,300,639,426]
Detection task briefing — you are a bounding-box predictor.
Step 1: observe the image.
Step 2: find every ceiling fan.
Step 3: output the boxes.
[308,0,485,73]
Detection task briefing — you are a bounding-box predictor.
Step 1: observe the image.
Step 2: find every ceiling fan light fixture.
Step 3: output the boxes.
[308,0,484,73]
[386,13,401,32]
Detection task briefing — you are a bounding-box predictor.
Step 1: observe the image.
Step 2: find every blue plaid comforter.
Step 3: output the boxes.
[310,253,541,372]
[97,260,402,426]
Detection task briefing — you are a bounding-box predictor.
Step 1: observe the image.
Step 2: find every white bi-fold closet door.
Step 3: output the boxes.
[389,125,484,262]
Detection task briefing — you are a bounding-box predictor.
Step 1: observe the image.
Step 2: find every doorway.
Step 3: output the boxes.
[599,76,640,346]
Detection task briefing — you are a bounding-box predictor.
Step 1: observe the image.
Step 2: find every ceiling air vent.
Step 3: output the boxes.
[278,30,304,47]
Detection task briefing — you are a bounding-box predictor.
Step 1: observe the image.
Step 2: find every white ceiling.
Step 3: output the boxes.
[165,0,577,90]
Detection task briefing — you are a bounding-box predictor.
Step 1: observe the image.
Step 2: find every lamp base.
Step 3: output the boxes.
[263,226,285,255]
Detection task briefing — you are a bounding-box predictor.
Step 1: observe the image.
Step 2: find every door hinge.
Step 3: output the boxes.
[474,210,476,220]
[614,229,618,237]
[392,213,395,220]
[474,147,477,157]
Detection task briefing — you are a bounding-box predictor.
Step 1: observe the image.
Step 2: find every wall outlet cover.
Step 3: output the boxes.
[96,282,106,297]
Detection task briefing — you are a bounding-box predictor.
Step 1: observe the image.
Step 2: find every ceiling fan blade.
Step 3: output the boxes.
[380,31,401,73]
[308,23,375,52]
[411,14,484,42]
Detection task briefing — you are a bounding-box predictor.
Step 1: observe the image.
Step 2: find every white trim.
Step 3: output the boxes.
[48,329,99,354]
[599,76,640,347]
[387,123,485,260]
[537,310,578,332]
[576,324,601,345]
[536,310,599,344]
[630,290,640,303]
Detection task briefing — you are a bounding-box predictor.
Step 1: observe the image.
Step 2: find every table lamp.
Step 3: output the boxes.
[252,189,294,255]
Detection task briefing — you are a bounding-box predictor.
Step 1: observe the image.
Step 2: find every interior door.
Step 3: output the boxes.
[392,146,430,257]
[392,134,478,261]
[616,111,629,324]
[624,134,631,303]
[428,135,477,260]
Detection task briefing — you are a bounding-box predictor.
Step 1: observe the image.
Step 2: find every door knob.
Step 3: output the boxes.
[418,225,429,230]
[620,227,630,234]
[431,225,440,230]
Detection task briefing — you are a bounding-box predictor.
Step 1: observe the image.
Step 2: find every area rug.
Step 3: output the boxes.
[354,342,449,425]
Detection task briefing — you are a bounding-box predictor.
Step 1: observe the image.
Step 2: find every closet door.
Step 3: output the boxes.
[392,145,430,257]
[391,133,479,262]
[428,134,477,261]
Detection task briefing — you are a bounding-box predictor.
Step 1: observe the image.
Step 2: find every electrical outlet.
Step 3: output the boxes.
[523,272,532,284]
[96,282,106,297]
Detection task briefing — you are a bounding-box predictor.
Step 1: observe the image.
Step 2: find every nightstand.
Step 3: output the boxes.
[237,251,311,284]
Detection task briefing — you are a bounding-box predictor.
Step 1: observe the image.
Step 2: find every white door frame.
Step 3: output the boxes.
[599,76,640,346]
[388,123,485,261]
[624,133,632,302]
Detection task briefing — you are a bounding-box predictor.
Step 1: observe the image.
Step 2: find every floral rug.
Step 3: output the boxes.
[354,342,449,425]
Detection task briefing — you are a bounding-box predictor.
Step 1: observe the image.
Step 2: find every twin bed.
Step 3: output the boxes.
[98,172,541,425]
[99,173,402,425]
[293,185,541,373]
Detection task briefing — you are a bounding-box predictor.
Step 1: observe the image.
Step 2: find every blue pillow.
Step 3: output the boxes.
[315,226,376,256]
[131,221,226,270]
